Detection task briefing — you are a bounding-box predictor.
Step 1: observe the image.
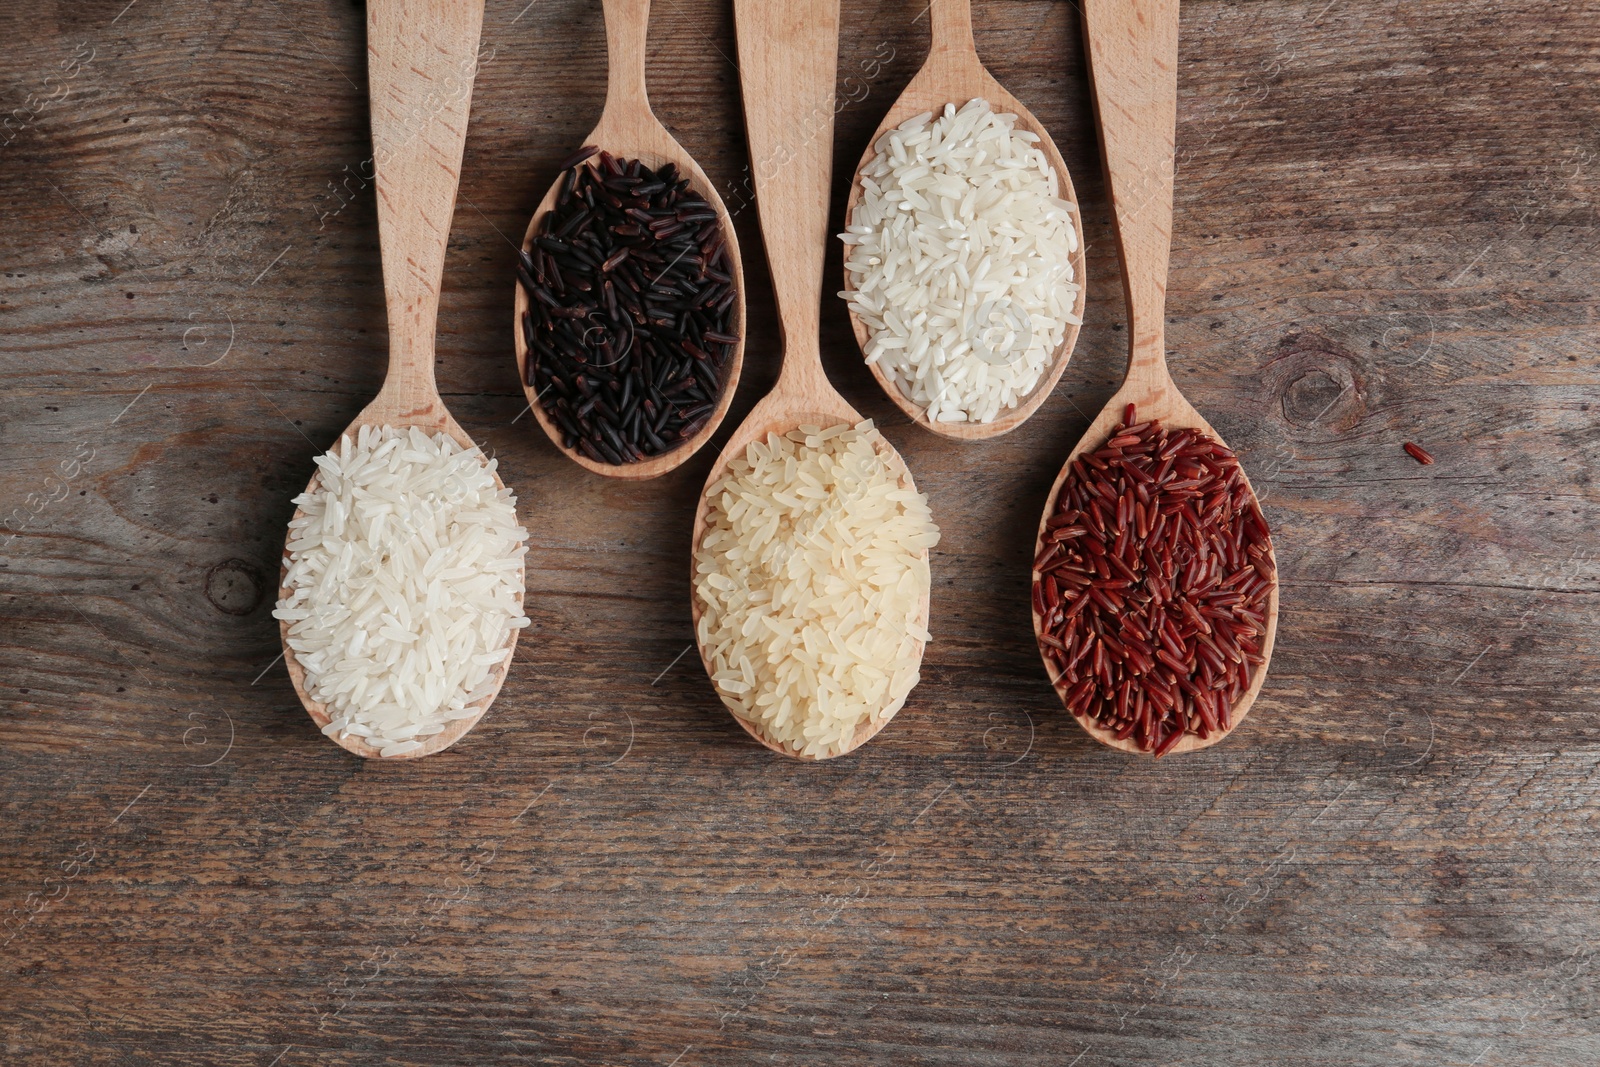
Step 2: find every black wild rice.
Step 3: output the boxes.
[1033,404,1276,756]
[518,147,738,465]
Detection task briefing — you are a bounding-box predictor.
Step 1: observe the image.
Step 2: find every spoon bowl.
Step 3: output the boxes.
[1031,383,1279,756]
[1032,0,1278,755]
[688,0,930,760]
[841,0,1087,441]
[277,0,521,760]
[513,0,745,479]
[687,368,932,761]
[279,408,524,762]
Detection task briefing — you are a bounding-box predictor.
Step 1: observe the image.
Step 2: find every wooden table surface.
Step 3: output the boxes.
[4,0,1598,1063]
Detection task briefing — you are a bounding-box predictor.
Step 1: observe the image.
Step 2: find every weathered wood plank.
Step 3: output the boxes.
[2,0,1599,1064]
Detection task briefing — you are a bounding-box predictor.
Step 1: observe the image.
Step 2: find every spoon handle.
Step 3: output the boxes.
[1083,0,1179,384]
[367,0,486,410]
[734,0,840,394]
[928,0,976,57]
[600,0,653,123]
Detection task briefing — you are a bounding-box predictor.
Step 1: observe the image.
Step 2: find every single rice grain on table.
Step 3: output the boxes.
[693,422,940,759]
[273,426,530,756]
[841,98,1080,425]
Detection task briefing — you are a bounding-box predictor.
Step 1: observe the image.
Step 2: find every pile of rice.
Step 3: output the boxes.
[273,426,530,756]
[693,422,940,759]
[841,98,1081,424]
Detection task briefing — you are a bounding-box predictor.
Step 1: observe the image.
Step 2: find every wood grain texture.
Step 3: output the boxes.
[2,0,1599,1063]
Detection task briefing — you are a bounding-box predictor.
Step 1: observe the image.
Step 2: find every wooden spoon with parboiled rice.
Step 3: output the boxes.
[273,0,528,759]
[840,0,1086,440]
[689,0,940,760]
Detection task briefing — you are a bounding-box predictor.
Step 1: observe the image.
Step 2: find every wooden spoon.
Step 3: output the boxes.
[1031,0,1278,754]
[687,0,931,760]
[277,0,521,760]
[512,0,746,480]
[840,0,1087,441]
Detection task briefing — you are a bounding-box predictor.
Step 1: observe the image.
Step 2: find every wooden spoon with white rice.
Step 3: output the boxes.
[273,0,528,760]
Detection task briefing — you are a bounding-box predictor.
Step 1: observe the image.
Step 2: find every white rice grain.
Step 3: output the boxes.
[273,426,530,753]
[841,98,1081,424]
